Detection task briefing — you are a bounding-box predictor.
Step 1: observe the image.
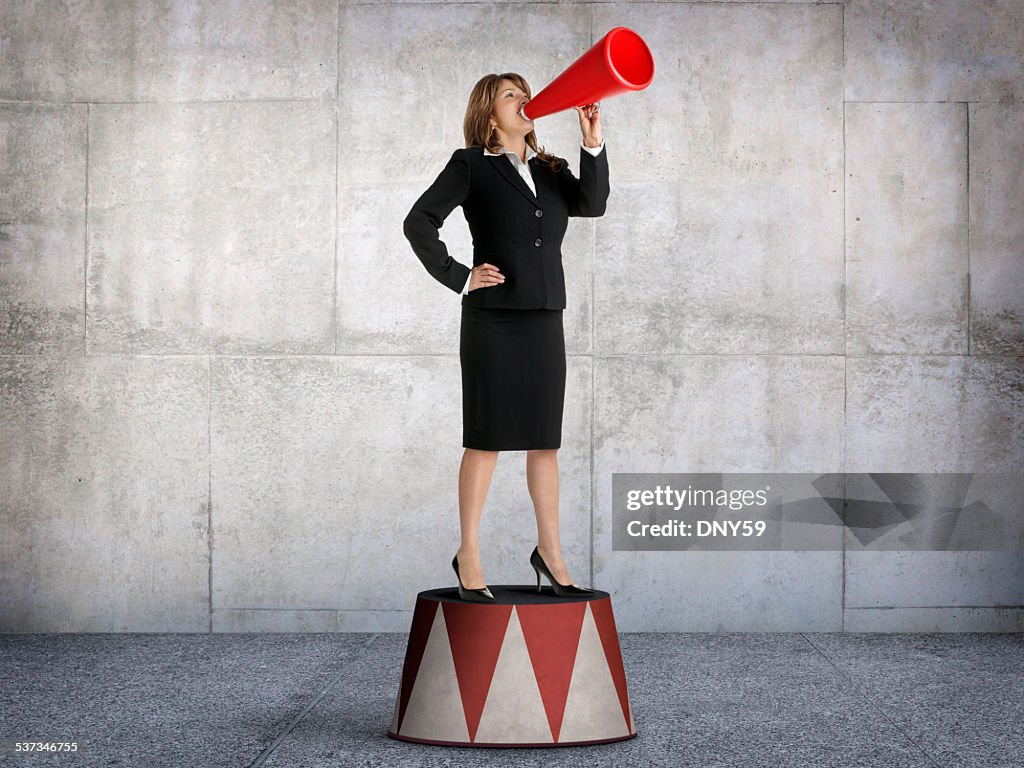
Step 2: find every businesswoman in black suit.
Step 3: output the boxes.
[403,72,609,602]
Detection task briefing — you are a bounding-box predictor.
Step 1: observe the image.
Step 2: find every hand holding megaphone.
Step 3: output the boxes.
[522,26,654,122]
[573,102,603,148]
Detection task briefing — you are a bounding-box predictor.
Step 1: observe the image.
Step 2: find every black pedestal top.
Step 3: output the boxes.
[418,585,610,604]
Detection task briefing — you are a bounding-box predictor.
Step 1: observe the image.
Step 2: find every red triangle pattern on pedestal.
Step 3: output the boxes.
[515,602,587,742]
[590,596,633,729]
[442,601,514,742]
[394,598,437,734]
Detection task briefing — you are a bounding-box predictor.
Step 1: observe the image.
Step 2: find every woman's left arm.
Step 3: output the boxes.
[559,103,609,217]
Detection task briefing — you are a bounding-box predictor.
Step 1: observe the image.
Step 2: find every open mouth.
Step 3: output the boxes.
[518,105,531,121]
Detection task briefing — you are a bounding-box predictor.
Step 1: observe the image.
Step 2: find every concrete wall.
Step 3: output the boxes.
[1,0,1021,633]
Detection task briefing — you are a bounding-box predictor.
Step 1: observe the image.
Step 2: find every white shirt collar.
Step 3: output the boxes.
[483,144,537,163]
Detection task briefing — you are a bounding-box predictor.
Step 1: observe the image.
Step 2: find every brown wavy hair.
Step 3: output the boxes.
[463,72,565,173]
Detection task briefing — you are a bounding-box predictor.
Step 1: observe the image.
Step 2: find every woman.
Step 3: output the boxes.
[403,72,609,602]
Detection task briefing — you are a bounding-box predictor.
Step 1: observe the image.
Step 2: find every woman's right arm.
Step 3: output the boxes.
[403,148,473,294]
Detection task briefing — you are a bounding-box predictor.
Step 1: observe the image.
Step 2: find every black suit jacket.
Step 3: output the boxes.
[403,143,610,309]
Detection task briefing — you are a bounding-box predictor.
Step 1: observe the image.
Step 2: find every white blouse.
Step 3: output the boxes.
[463,139,606,294]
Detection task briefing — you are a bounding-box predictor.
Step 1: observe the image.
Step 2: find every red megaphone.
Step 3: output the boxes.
[522,26,654,120]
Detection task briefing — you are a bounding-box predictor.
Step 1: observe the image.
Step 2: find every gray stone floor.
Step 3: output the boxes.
[1,632,1021,767]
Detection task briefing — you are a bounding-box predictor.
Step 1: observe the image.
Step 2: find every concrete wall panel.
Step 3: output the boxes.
[591,353,846,631]
[0,105,88,354]
[592,2,844,354]
[87,101,336,354]
[0,355,209,632]
[846,103,968,355]
[969,103,1024,354]
[845,0,1024,102]
[0,0,338,102]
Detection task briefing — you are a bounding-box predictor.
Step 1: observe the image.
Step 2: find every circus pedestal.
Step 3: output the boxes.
[387,585,637,748]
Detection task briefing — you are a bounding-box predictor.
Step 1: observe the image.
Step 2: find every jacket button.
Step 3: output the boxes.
[535,209,543,217]
[534,238,542,247]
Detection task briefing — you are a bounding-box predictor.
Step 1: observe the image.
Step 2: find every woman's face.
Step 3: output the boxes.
[490,79,534,139]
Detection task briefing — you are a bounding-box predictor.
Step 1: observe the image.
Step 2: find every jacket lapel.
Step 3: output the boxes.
[487,154,540,207]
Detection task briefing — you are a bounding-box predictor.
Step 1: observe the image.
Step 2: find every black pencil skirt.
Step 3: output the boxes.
[460,304,566,451]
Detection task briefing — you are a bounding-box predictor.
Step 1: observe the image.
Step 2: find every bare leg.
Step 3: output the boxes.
[456,448,499,589]
[526,448,573,585]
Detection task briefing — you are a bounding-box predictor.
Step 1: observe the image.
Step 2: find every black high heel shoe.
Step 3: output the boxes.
[530,546,595,597]
[452,552,495,602]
